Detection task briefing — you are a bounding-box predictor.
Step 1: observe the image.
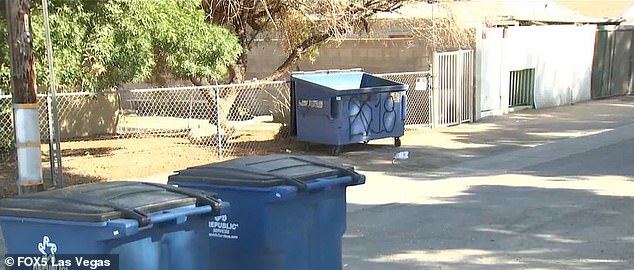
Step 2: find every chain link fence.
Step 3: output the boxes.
[0,94,53,162]
[0,71,432,192]
[0,71,432,160]
[377,71,432,128]
[0,96,14,161]
[118,81,293,158]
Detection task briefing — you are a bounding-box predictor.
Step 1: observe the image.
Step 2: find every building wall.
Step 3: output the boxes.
[56,93,119,139]
[478,27,504,114]
[246,38,432,80]
[477,25,596,118]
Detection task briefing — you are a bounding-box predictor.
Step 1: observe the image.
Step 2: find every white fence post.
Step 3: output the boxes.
[432,52,440,128]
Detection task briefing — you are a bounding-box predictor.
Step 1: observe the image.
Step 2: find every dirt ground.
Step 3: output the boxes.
[0,130,302,198]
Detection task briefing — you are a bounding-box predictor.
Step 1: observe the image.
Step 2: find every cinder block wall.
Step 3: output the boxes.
[247,38,432,80]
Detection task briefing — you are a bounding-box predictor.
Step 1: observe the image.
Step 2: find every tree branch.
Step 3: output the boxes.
[263,0,405,81]
[264,31,332,81]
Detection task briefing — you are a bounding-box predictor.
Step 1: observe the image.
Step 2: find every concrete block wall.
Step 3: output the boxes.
[246,38,432,80]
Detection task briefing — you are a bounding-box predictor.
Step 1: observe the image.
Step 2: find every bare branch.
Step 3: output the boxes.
[264,32,332,81]
[205,0,408,82]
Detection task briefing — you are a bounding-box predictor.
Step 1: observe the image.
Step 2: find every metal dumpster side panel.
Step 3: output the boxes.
[294,84,407,145]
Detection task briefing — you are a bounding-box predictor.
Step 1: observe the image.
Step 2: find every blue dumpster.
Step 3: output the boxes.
[167,155,365,270]
[291,71,408,154]
[0,181,228,270]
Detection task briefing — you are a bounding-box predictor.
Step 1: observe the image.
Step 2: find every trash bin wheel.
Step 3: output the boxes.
[330,145,342,156]
[394,137,401,147]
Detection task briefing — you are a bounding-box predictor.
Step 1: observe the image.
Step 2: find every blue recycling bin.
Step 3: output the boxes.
[167,155,365,270]
[0,181,228,270]
[291,71,408,154]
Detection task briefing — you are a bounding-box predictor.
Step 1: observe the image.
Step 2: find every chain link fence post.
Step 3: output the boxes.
[214,87,223,159]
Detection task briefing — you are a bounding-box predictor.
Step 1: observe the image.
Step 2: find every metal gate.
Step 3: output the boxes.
[432,50,474,127]
[591,25,634,99]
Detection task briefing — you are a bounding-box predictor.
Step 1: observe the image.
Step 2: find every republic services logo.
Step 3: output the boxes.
[214,215,228,222]
[37,236,57,256]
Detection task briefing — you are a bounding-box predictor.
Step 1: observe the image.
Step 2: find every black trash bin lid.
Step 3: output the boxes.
[169,155,362,191]
[0,181,223,226]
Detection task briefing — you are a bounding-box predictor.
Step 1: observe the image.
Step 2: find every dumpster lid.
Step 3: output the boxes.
[0,182,224,226]
[169,155,362,190]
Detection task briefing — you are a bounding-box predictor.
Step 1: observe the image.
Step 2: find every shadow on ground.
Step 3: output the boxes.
[343,184,634,270]
[296,97,634,179]
[517,138,634,179]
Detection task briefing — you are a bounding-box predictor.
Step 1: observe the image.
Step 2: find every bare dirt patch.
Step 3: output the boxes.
[0,131,300,198]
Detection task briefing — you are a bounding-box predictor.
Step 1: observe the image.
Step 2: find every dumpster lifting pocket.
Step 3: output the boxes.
[330,96,341,119]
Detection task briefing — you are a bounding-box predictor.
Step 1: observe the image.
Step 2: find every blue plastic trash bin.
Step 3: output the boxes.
[291,71,408,154]
[0,181,228,270]
[167,154,365,270]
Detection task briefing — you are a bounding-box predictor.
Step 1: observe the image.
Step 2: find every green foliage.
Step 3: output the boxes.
[0,0,241,93]
[111,0,241,82]
[31,3,91,91]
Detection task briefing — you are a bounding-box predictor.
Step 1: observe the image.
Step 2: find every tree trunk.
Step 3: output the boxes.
[228,25,249,83]
[190,77,240,137]
[265,32,332,81]
[6,0,44,194]
[213,28,249,135]
[228,49,248,83]
[190,46,244,139]
[6,0,37,104]
[151,48,169,87]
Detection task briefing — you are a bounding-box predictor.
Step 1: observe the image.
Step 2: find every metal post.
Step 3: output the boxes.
[630,31,634,94]
[42,0,63,188]
[466,51,476,122]
[214,87,223,159]
[456,52,463,123]
[432,52,439,128]
[6,0,44,194]
[427,72,433,127]
[528,69,532,106]
[509,71,513,107]
[430,0,436,128]
[187,91,193,130]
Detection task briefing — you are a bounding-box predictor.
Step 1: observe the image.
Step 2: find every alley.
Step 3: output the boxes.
[342,97,634,269]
